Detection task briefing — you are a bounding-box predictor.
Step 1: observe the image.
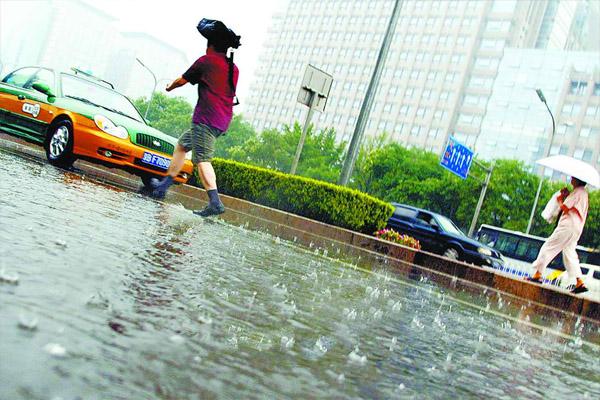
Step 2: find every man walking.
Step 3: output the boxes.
[527,177,589,294]
[151,19,240,217]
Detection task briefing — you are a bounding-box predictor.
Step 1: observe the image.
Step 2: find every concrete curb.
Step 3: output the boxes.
[1,133,598,340]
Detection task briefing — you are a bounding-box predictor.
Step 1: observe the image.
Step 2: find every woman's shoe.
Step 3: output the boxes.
[571,285,589,294]
[525,276,543,284]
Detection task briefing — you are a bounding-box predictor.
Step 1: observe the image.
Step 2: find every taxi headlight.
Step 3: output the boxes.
[94,115,129,139]
[477,247,493,256]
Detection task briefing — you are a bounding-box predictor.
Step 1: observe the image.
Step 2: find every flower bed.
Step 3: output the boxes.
[374,228,421,250]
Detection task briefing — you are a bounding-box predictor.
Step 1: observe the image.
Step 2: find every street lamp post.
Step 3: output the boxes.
[136,58,157,120]
[338,0,403,186]
[526,89,555,234]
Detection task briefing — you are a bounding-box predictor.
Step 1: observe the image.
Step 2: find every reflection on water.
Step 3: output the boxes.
[1,150,599,400]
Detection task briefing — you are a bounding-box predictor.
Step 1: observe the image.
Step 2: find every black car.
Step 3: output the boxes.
[386,203,503,268]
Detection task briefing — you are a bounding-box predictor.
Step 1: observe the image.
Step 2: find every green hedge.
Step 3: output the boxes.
[205,158,393,234]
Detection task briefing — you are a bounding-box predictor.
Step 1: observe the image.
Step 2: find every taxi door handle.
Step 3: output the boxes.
[18,95,25,100]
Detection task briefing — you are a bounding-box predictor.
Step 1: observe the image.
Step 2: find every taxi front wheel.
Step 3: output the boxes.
[45,120,75,168]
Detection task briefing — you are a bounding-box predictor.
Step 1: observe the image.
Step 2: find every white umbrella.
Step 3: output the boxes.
[536,155,600,187]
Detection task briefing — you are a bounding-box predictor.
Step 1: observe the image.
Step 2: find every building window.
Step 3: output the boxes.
[557,124,574,135]
[410,125,422,136]
[586,105,600,117]
[569,81,588,95]
[422,89,432,99]
[580,127,591,138]
[561,103,581,116]
[394,123,405,135]
[480,39,504,50]
[434,110,447,120]
[400,105,411,115]
[486,20,511,32]
[573,148,585,160]
[416,107,427,118]
[593,83,600,96]
[428,128,441,138]
[405,87,415,98]
[492,0,517,13]
[458,114,474,125]
[445,72,456,83]
[464,95,481,106]
[451,55,463,64]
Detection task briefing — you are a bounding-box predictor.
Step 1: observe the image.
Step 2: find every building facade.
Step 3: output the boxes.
[0,0,119,77]
[104,32,189,102]
[245,0,598,168]
[477,49,600,174]
[0,0,191,104]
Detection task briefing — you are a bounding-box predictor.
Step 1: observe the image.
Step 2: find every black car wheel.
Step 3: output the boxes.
[45,119,75,168]
[443,247,460,260]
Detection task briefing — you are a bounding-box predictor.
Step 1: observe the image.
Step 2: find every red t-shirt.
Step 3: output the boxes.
[182,53,239,132]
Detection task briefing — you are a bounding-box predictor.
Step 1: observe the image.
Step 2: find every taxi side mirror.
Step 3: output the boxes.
[32,82,56,100]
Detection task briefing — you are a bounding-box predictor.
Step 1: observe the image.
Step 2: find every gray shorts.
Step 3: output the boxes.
[177,123,222,164]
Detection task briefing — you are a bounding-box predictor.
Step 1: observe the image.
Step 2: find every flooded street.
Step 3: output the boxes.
[1,149,599,400]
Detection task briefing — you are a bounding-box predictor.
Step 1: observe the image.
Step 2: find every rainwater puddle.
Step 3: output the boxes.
[1,150,599,399]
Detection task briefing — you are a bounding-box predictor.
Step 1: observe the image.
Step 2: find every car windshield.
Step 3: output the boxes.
[435,215,465,236]
[61,74,144,123]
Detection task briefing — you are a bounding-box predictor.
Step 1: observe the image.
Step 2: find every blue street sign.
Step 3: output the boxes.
[440,136,473,180]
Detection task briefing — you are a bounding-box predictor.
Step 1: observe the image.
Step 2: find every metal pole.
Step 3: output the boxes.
[526,92,555,234]
[468,164,493,237]
[136,58,157,120]
[338,0,403,185]
[290,91,317,175]
[526,176,544,234]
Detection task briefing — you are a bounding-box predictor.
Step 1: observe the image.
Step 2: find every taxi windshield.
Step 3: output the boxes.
[61,74,144,123]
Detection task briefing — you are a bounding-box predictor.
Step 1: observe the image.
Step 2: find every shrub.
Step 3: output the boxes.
[208,158,394,234]
[374,228,421,250]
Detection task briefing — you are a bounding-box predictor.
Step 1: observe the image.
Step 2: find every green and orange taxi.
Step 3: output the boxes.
[0,66,193,186]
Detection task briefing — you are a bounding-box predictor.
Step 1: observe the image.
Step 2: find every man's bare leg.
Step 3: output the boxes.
[166,144,187,178]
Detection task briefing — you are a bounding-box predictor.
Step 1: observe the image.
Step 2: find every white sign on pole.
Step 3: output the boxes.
[297,64,333,112]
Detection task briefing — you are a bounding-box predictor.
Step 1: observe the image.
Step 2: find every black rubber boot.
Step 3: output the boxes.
[193,202,225,217]
[150,176,174,199]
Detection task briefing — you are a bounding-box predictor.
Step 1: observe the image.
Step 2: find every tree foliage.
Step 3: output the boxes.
[222,122,347,183]
[349,144,599,249]
[125,101,600,249]
[133,92,193,138]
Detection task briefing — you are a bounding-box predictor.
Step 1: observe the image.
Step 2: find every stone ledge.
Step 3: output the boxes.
[1,133,598,336]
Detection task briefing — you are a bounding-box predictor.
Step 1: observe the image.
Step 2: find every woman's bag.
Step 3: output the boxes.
[541,191,561,224]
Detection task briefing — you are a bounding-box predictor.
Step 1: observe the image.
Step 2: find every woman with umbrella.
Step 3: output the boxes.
[526,155,599,294]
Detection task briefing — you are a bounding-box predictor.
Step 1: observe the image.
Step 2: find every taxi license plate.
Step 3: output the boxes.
[141,152,171,170]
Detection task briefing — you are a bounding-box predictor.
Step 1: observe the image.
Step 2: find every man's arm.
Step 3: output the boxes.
[166,76,188,92]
